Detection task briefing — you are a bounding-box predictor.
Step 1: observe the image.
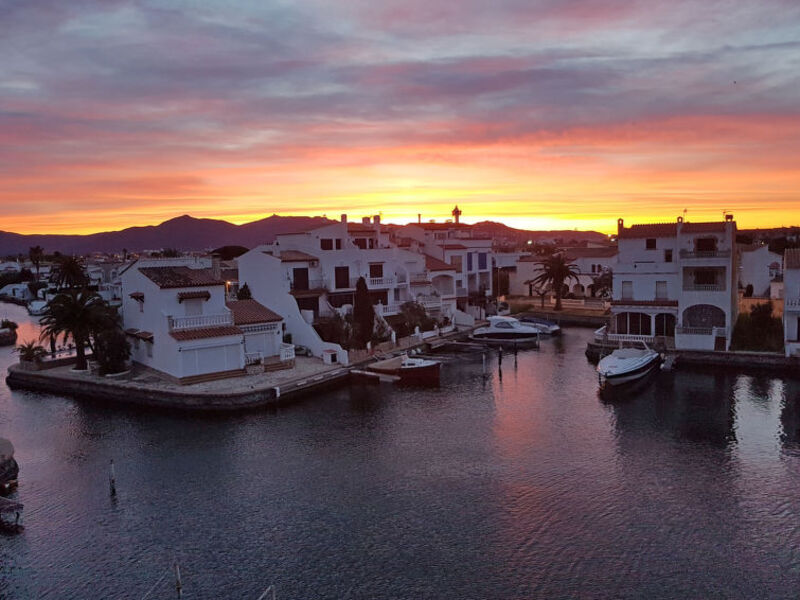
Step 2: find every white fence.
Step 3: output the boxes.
[168,312,233,330]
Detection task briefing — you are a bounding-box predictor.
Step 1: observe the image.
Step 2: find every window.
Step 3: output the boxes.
[467,253,473,271]
[694,269,716,286]
[146,343,153,358]
[494,321,514,329]
[664,249,673,263]
[622,281,633,300]
[292,267,309,291]
[695,237,717,252]
[334,266,350,289]
[335,239,342,250]
[369,263,383,278]
[320,238,333,251]
[184,299,203,316]
[353,238,367,250]
[591,264,597,273]
[478,253,487,270]
[656,281,668,300]
[450,255,462,273]
[646,238,657,250]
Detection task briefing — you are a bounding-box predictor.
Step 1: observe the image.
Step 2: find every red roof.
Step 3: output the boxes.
[139,266,224,288]
[177,290,211,301]
[425,255,455,272]
[169,326,242,341]
[278,250,318,262]
[226,299,282,324]
[682,222,727,233]
[618,223,677,239]
[347,223,376,233]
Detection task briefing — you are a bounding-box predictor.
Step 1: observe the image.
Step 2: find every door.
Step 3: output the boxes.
[293,267,309,290]
[335,266,350,289]
[369,263,383,278]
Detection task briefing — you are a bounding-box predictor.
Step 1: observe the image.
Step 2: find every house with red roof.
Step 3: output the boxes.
[120,257,289,382]
[604,215,739,351]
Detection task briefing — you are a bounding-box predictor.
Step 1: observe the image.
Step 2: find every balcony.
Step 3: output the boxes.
[594,325,655,344]
[786,298,800,310]
[679,249,731,259]
[368,276,395,288]
[416,295,442,311]
[290,278,326,291]
[168,312,233,331]
[409,272,430,284]
[683,283,725,292]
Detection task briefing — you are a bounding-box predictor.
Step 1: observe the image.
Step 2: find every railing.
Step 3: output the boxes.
[593,325,655,343]
[675,326,713,335]
[245,352,262,366]
[785,298,800,308]
[168,312,233,330]
[290,278,326,291]
[417,295,442,311]
[368,276,395,287]
[374,302,402,316]
[683,284,725,292]
[679,249,731,259]
[409,272,430,284]
[280,343,296,362]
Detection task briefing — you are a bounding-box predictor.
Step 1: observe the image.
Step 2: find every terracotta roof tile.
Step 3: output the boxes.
[177,291,211,301]
[425,255,456,271]
[278,250,318,262]
[226,299,283,324]
[139,266,224,288]
[618,223,677,239]
[682,222,728,233]
[169,326,242,341]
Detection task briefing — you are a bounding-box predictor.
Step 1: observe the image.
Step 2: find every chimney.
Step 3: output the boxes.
[617,218,624,236]
[373,215,380,226]
[418,213,421,224]
[362,216,370,225]
[341,213,347,223]
[211,253,221,280]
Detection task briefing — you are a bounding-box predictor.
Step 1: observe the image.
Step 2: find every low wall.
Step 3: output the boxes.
[5,364,351,412]
[519,310,608,328]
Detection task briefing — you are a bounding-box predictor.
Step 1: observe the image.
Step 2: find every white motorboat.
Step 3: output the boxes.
[597,346,662,387]
[367,354,441,385]
[27,300,47,316]
[470,316,540,347]
[519,315,561,335]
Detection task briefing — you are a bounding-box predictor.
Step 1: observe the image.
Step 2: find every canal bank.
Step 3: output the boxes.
[5,326,476,411]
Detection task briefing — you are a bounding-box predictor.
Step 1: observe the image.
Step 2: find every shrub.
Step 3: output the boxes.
[15,341,47,363]
[730,301,783,352]
[93,328,131,375]
[237,282,252,300]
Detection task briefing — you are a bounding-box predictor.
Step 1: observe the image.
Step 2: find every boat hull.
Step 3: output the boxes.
[367,358,442,386]
[470,334,539,347]
[599,355,661,387]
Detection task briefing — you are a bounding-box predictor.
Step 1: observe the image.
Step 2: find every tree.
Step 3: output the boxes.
[530,253,580,311]
[237,282,252,300]
[39,290,107,370]
[160,248,181,258]
[53,255,88,290]
[93,328,130,375]
[28,246,44,281]
[744,284,754,298]
[15,341,47,363]
[352,277,374,348]
[592,269,613,299]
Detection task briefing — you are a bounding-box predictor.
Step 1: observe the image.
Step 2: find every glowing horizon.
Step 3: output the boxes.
[2,1,799,236]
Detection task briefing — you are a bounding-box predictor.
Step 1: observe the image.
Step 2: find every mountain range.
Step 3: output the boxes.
[0,214,608,256]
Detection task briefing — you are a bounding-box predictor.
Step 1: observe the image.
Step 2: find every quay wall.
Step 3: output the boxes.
[520,310,608,328]
[5,365,351,412]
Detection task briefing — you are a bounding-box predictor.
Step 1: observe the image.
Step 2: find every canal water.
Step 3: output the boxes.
[1,302,799,599]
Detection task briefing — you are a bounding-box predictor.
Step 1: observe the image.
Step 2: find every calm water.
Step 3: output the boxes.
[1,302,799,599]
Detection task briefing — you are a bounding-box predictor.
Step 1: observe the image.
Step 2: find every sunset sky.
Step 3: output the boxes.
[2,0,799,234]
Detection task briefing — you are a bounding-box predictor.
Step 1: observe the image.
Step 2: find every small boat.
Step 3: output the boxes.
[596,346,662,387]
[367,354,441,385]
[470,316,540,347]
[519,315,561,335]
[27,300,47,316]
[0,327,17,347]
[0,439,19,494]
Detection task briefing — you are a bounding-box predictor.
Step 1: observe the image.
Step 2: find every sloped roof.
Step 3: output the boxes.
[425,255,455,272]
[139,266,224,288]
[618,223,677,239]
[278,250,318,262]
[177,290,211,301]
[226,299,282,324]
[347,223,376,233]
[682,222,727,233]
[785,248,800,269]
[169,326,242,341]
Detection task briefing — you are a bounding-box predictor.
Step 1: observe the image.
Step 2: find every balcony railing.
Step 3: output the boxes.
[675,326,713,335]
[416,295,442,311]
[409,272,430,284]
[679,249,731,259]
[594,325,655,343]
[368,276,395,288]
[683,283,725,292]
[785,298,800,309]
[169,312,233,331]
[279,342,295,362]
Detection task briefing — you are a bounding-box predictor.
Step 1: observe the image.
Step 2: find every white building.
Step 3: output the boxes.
[508,247,618,298]
[120,258,289,383]
[739,244,782,298]
[782,249,800,356]
[607,215,738,351]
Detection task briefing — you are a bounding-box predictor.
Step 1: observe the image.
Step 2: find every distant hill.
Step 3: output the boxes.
[0,214,610,256]
[0,215,334,256]
[470,221,609,245]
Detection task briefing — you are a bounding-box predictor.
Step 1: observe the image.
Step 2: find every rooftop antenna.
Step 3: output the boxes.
[682,208,688,220]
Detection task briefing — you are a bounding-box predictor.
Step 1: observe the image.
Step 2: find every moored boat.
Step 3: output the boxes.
[0,438,19,493]
[596,346,662,387]
[470,316,540,347]
[27,300,47,316]
[519,315,561,335]
[367,354,441,386]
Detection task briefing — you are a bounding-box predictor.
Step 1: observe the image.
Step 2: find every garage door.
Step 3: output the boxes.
[180,344,241,377]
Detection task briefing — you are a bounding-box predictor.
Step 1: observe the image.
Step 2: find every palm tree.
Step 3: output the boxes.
[530,253,580,311]
[53,255,87,290]
[39,290,106,370]
[28,246,44,281]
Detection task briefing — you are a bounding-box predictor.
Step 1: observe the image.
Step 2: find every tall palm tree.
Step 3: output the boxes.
[53,255,87,290]
[39,290,106,370]
[530,253,580,311]
[28,246,44,281]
